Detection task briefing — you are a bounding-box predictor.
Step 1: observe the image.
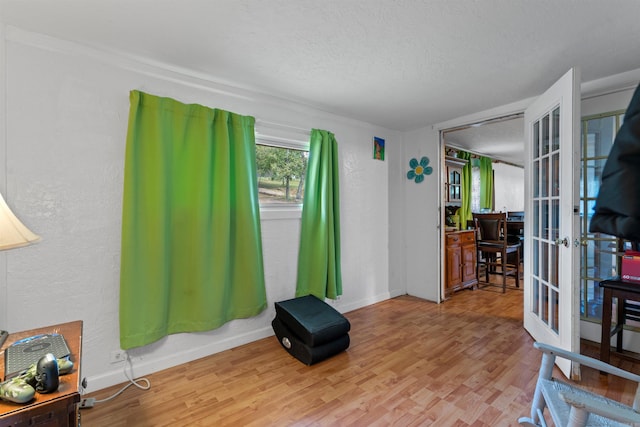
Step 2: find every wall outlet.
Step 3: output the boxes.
[79,397,95,409]
[109,350,126,364]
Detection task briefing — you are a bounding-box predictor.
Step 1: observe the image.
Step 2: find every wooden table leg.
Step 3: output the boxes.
[600,287,613,364]
[617,297,625,352]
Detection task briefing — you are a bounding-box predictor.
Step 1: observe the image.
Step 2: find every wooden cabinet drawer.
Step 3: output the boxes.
[446,230,475,246]
[446,233,461,245]
[460,230,476,244]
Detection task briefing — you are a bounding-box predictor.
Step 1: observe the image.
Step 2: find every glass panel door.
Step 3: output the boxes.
[524,68,580,379]
[531,108,562,333]
[580,112,625,321]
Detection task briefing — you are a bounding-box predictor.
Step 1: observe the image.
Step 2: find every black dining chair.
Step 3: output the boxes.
[473,212,521,293]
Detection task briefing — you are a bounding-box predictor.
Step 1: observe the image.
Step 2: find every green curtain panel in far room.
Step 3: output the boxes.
[479,156,494,210]
[296,129,343,300]
[456,151,472,226]
[120,91,267,350]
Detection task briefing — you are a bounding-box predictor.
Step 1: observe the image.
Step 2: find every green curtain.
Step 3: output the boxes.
[295,129,342,300]
[456,151,472,226]
[479,156,494,210]
[120,91,267,349]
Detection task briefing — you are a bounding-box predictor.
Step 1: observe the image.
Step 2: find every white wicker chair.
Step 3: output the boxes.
[519,342,640,427]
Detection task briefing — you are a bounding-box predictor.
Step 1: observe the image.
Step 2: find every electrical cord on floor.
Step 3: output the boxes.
[80,351,151,408]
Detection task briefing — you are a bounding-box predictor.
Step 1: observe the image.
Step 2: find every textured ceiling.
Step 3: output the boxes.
[2,0,640,163]
[444,117,525,166]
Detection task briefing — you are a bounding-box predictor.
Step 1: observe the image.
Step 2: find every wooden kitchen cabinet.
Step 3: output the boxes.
[445,230,477,297]
[445,156,467,204]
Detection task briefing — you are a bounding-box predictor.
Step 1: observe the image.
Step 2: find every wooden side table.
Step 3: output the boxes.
[599,279,640,364]
[0,321,83,427]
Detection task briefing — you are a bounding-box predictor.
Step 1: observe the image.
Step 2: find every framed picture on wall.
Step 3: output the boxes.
[373,137,385,161]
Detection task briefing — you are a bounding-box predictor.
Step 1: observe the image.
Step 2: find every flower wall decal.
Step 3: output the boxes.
[407,157,433,183]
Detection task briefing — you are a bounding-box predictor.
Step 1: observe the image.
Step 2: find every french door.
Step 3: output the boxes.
[524,68,581,379]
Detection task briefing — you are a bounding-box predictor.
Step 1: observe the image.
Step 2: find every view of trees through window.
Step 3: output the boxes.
[256,144,308,204]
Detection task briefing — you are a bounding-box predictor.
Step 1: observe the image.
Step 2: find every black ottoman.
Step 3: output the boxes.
[272,295,350,365]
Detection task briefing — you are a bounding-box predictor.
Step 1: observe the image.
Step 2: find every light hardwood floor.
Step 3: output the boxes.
[81,287,640,426]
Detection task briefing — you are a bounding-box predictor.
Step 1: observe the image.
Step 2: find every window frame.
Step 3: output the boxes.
[255,133,309,220]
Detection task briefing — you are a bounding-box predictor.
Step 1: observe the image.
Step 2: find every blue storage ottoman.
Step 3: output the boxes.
[272,294,350,365]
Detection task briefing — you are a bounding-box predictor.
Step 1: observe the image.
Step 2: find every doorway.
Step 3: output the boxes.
[440,115,525,300]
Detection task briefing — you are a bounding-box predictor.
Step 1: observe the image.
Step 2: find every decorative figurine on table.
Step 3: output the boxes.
[0,354,73,403]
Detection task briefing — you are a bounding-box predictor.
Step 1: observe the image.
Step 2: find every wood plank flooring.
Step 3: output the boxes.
[81,287,640,426]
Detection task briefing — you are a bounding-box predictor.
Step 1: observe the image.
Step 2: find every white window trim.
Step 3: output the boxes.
[255,132,309,221]
[256,133,309,151]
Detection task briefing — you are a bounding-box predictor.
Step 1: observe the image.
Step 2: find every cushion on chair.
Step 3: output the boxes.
[272,316,350,365]
[478,218,501,240]
[274,295,351,347]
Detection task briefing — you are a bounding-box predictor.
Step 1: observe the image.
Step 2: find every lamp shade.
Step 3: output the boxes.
[0,192,40,251]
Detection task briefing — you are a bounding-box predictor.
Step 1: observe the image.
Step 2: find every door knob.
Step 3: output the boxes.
[555,237,569,247]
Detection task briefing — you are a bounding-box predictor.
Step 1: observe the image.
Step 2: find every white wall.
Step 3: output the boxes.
[493,163,524,213]
[0,27,398,392]
[396,127,441,302]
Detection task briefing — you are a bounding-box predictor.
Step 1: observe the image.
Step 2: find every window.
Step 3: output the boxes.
[255,136,309,207]
[471,165,480,213]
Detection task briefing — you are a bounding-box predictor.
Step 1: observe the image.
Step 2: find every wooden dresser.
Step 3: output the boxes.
[0,321,83,427]
[445,230,478,297]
